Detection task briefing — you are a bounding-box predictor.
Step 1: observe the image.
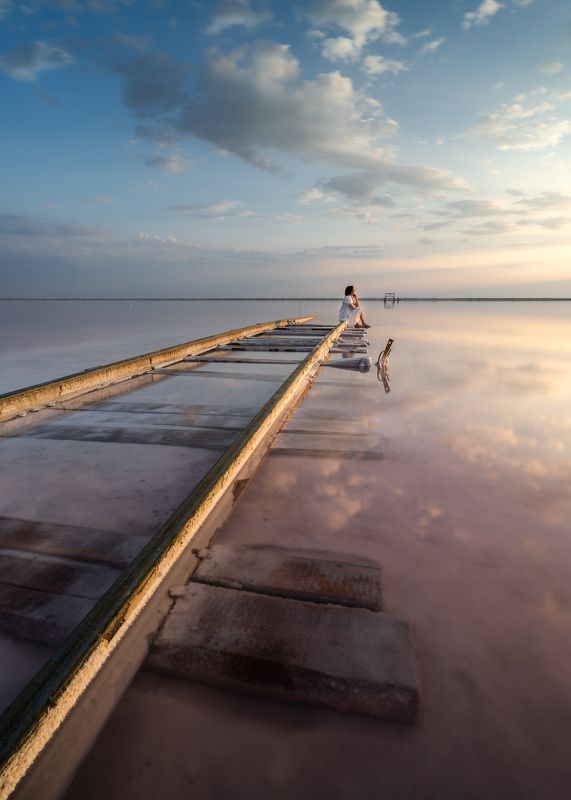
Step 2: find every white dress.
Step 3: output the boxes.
[338,295,362,327]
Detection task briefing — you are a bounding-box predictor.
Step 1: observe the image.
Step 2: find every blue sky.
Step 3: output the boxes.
[1,0,570,297]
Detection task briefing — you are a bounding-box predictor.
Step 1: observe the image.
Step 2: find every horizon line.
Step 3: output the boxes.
[1,297,570,302]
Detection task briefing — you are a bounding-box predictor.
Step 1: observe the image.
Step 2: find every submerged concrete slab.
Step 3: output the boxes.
[193,545,383,610]
[148,582,419,723]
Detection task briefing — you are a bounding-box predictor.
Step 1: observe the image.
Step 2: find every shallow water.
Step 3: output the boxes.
[2,299,571,797]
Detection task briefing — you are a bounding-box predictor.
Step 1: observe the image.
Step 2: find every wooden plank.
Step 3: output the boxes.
[15,423,239,451]
[35,410,250,433]
[148,582,418,723]
[156,369,291,383]
[58,401,260,417]
[0,584,93,647]
[184,357,302,365]
[0,316,315,423]
[0,552,121,600]
[0,517,147,569]
[193,544,383,610]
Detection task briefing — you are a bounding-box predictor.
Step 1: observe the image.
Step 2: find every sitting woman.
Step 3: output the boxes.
[338,285,371,328]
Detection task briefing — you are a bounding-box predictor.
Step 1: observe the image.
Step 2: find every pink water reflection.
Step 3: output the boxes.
[198,301,571,797]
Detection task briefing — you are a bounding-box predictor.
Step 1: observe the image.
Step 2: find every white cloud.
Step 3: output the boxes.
[166,200,256,220]
[424,190,571,237]
[514,191,571,212]
[467,97,571,151]
[463,0,503,30]
[307,0,404,57]
[143,153,193,172]
[418,37,446,56]
[362,54,409,75]
[320,164,470,204]
[297,187,337,204]
[207,0,272,35]
[462,220,511,235]
[413,28,432,39]
[321,36,360,62]
[137,233,178,244]
[540,61,563,75]
[0,41,74,81]
[517,216,569,230]
[115,42,403,172]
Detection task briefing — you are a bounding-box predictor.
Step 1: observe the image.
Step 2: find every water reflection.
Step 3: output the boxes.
[375,338,394,393]
[211,301,571,797]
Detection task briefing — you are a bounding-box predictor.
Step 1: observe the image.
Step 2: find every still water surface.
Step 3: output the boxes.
[2,300,571,797]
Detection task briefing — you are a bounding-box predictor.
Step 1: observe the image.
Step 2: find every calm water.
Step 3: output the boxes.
[2,300,571,798]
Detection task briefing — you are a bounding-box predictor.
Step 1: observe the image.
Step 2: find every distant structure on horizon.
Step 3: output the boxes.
[384,292,398,308]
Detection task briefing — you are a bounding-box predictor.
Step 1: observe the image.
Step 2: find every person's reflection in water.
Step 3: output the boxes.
[378,360,391,393]
[376,338,394,393]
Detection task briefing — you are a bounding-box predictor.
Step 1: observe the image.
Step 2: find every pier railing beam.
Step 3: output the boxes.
[0,316,315,424]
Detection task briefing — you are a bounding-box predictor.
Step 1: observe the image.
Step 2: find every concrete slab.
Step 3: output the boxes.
[0,516,145,568]
[193,544,383,610]
[148,582,419,723]
[125,374,282,408]
[0,583,94,646]
[17,422,239,450]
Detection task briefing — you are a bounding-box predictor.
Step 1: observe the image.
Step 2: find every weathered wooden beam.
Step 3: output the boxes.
[0,321,345,800]
[0,316,315,424]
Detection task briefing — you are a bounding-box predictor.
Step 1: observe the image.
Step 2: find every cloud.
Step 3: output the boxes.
[514,191,571,212]
[143,153,193,172]
[444,199,506,217]
[137,232,178,244]
[296,187,337,204]
[540,61,563,75]
[466,97,571,150]
[321,36,360,62]
[113,51,189,120]
[166,200,256,220]
[307,0,405,57]
[320,164,470,204]
[0,41,74,81]
[206,0,272,35]
[413,28,432,39]
[362,54,409,75]
[462,220,511,235]
[463,0,503,30]
[418,37,446,55]
[423,190,571,236]
[113,41,404,172]
[516,216,569,230]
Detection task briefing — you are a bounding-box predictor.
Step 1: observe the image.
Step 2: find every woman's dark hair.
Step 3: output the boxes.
[344,285,354,296]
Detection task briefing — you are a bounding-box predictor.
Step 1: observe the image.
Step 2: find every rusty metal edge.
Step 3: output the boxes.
[0,321,346,798]
[0,316,315,423]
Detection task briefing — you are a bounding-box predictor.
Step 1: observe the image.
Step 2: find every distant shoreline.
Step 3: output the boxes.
[1,297,570,302]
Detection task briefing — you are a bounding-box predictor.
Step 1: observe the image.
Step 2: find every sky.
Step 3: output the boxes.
[1,0,571,298]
